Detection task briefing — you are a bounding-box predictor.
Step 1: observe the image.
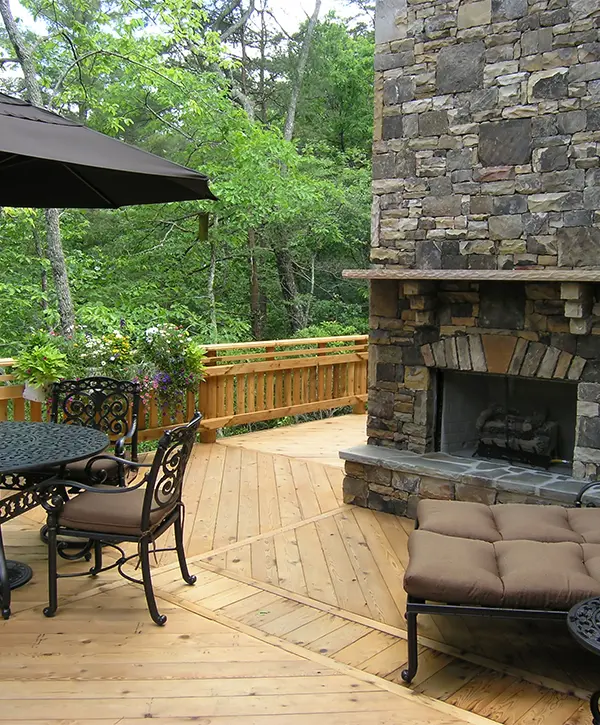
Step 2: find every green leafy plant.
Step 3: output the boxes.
[139,324,206,407]
[13,341,70,388]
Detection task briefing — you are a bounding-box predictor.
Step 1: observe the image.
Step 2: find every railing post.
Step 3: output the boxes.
[200,428,217,444]
[353,340,368,414]
[352,400,367,415]
[200,348,218,443]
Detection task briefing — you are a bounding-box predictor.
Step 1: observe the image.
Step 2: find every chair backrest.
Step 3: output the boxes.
[51,377,141,452]
[141,413,202,531]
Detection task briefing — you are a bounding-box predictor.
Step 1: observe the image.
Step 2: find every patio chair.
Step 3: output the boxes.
[50,376,141,486]
[37,413,201,625]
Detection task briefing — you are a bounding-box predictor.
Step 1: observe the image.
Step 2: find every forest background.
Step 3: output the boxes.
[0,0,375,354]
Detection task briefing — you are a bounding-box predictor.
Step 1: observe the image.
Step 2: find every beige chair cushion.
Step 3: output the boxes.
[63,452,131,484]
[403,500,600,610]
[26,452,130,485]
[59,486,175,537]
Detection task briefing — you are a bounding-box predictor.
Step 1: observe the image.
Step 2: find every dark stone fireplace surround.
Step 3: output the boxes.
[341,276,600,516]
[340,0,600,517]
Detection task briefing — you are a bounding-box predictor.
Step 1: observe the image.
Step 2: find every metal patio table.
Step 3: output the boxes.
[568,597,600,724]
[0,420,108,618]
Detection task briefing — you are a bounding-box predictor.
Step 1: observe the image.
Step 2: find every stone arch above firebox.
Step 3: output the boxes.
[420,334,587,381]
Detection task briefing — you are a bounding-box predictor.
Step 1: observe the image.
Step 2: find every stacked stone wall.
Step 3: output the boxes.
[373,0,600,270]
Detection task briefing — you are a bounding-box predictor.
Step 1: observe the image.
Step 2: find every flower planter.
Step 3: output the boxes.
[22,383,47,403]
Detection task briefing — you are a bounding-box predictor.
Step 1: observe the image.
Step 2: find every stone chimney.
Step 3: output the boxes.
[372,0,599,271]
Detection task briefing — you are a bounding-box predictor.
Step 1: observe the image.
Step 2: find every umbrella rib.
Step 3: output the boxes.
[62,164,119,207]
[0,154,22,167]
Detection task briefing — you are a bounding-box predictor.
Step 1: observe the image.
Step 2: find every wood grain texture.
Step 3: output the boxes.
[0,415,593,725]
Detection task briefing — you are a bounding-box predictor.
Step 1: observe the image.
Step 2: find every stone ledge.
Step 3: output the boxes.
[340,444,600,506]
[343,269,600,282]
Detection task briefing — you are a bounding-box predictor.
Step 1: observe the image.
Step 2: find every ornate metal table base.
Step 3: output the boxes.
[7,561,32,590]
[0,422,110,620]
[0,485,42,619]
[568,597,600,725]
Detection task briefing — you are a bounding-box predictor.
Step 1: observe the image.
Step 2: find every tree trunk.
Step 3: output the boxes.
[248,228,266,339]
[284,0,321,142]
[258,1,267,124]
[207,238,218,340]
[0,0,75,337]
[44,210,75,336]
[275,247,303,334]
[32,223,48,314]
[273,0,321,334]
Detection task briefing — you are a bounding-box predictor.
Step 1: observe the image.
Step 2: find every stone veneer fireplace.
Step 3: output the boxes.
[340,0,600,516]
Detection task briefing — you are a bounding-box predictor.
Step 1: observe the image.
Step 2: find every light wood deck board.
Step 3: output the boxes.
[218,414,367,469]
[0,577,477,724]
[0,415,594,725]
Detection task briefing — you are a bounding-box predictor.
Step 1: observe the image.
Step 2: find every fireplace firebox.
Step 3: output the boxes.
[436,371,577,472]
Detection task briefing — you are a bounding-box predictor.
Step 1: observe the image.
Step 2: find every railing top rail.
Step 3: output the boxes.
[203,335,368,352]
[0,359,15,367]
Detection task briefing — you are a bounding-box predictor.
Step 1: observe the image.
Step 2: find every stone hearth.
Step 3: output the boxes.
[341,0,600,516]
[341,445,600,517]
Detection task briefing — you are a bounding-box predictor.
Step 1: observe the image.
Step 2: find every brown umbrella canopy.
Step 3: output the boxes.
[0,93,217,208]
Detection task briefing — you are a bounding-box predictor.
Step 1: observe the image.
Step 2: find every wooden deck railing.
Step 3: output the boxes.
[0,336,368,443]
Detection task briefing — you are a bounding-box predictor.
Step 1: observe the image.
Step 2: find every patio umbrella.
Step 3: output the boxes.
[0,93,217,208]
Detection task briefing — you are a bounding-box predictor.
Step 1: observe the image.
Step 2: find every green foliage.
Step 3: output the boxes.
[0,2,373,350]
[290,17,375,154]
[12,338,70,387]
[294,321,363,339]
[139,324,206,406]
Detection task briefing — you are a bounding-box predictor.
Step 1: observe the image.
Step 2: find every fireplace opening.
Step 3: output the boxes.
[436,371,577,472]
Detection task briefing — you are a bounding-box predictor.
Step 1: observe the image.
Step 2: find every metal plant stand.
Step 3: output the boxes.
[0,421,108,618]
[568,597,600,724]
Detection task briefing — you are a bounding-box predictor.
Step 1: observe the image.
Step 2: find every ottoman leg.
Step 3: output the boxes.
[401,608,419,684]
[591,690,600,725]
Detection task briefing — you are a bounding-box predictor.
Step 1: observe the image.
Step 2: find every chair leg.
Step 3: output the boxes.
[140,538,167,626]
[43,516,58,618]
[89,541,103,576]
[0,528,11,620]
[174,513,196,586]
[401,607,419,684]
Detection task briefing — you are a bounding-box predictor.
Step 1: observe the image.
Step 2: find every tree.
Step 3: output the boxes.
[284,0,321,142]
[0,0,372,352]
[0,0,75,336]
[292,18,374,154]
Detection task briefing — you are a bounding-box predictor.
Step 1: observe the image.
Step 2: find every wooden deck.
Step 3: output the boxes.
[1,414,595,724]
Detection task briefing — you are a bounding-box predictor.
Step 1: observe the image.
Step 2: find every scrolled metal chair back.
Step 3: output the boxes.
[141,413,202,531]
[51,377,140,441]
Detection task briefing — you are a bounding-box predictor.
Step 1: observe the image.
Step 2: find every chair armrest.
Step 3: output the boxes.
[114,416,139,457]
[84,453,151,485]
[84,454,151,472]
[36,476,146,496]
[575,480,600,507]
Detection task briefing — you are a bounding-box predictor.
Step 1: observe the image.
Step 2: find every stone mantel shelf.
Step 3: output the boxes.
[342,269,600,282]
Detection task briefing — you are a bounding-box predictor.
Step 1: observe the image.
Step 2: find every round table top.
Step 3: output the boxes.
[568,597,600,657]
[0,421,109,474]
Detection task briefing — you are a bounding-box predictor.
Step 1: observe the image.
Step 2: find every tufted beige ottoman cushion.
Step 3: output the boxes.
[403,499,600,610]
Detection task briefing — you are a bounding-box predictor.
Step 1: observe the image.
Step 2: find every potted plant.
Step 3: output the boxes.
[13,339,70,402]
[140,324,206,409]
